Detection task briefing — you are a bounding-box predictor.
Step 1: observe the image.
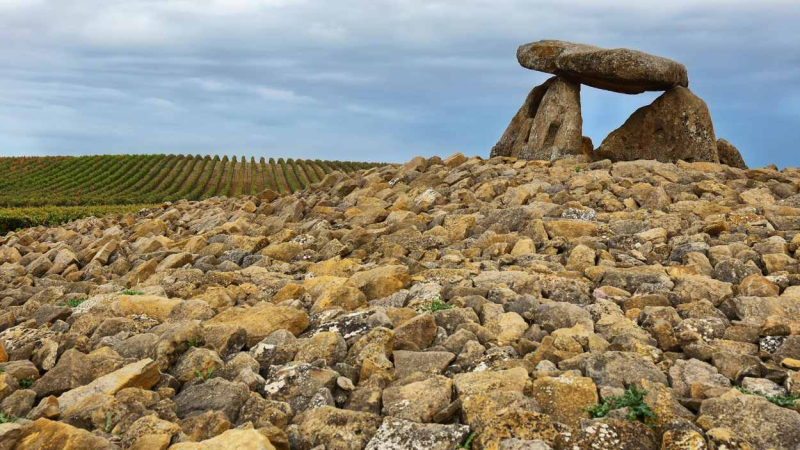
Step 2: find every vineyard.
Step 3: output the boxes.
[0,155,383,232]
[0,155,382,207]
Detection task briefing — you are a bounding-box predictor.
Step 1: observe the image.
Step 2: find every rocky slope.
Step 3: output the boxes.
[2,154,800,449]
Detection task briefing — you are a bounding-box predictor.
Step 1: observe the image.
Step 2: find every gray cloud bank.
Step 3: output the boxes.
[1,0,799,167]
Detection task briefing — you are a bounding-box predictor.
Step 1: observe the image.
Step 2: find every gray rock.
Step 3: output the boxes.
[741,377,786,397]
[393,351,455,379]
[174,378,250,422]
[668,358,730,398]
[365,417,470,450]
[559,351,668,389]
[698,389,800,450]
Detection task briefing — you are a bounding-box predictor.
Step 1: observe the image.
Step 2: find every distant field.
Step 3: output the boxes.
[0,154,383,232]
[0,205,152,233]
[0,155,382,207]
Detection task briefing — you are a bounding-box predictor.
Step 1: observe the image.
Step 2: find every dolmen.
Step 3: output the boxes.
[491,40,747,168]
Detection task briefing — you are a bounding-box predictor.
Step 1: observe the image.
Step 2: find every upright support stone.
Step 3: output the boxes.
[595,86,719,164]
[492,76,584,161]
[519,77,583,161]
[491,78,555,158]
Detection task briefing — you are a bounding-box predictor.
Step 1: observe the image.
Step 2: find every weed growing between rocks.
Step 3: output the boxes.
[186,337,204,348]
[456,433,476,449]
[195,367,215,380]
[121,290,144,295]
[0,412,18,424]
[55,297,87,308]
[585,386,657,425]
[736,387,800,408]
[421,297,453,312]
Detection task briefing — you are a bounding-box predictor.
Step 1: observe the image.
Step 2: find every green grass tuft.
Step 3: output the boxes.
[421,297,453,312]
[122,290,145,296]
[56,297,87,308]
[186,337,204,348]
[195,367,215,380]
[584,386,657,425]
[457,433,476,449]
[736,386,800,408]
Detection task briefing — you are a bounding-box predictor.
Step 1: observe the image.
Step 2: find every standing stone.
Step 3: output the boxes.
[517,40,689,94]
[492,77,584,161]
[716,138,748,169]
[519,77,583,161]
[491,78,555,158]
[595,87,719,164]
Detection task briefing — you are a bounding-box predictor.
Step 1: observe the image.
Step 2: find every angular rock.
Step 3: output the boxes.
[698,389,800,450]
[365,417,470,450]
[531,374,597,427]
[15,418,116,449]
[168,428,276,450]
[58,358,160,413]
[289,406,382,450]
[382,375,452,423]
[560,351,668,389]
[207,304,309,347]
[453,367,529,399]
[491,78,556,159]
[174,378,250,422]
[393,350,455,379]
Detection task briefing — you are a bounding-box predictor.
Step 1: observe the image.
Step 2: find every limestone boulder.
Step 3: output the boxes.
[382,375,452,423]
[531,374,597,427]
[289,406,382,450]
[57,358,160,413]
[207,304,308,347]
[697,389,800,450]
[15,418,116,449]
[169,428,275,450]
[365,417,470,450]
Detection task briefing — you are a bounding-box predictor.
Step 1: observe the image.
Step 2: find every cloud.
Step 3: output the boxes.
[250,86,316,103]
[0,0,798,168]
[142,97,181,110]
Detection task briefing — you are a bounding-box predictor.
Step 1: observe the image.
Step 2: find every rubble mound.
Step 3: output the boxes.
[2,153,800,449]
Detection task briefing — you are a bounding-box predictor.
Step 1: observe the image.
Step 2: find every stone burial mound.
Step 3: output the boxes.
[491,39,748,169]
[3,152,800,449]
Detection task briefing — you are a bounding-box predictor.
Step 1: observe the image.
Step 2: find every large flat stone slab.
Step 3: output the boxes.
[517,40,688,94]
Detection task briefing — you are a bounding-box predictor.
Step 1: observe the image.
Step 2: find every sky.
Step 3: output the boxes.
[0,1,799,167]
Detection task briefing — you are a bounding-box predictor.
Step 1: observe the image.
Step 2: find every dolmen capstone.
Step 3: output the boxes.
[492,39,748,168]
